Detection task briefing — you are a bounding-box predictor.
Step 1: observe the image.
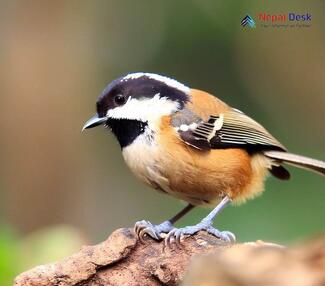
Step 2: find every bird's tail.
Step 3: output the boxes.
[264,150,325,176]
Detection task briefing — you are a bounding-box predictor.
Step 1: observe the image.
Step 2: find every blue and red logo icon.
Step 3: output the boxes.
[241,15,256,28]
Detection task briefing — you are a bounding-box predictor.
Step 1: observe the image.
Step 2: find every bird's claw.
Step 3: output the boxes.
[134,220,173,242]
[164,223,236,248]
[206,227,236,243]
[164,228,185,248]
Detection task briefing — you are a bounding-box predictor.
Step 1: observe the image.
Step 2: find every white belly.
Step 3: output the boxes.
[122,132,171,192]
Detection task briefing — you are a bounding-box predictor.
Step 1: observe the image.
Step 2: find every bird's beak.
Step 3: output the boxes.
[82,115,108,131]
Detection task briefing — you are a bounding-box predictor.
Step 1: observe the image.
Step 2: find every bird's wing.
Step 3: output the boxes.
[175,108,286,152]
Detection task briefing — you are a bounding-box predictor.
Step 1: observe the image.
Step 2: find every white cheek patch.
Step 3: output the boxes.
[106,94,179,129]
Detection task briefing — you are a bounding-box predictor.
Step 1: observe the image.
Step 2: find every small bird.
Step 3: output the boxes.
[83,72,325,246]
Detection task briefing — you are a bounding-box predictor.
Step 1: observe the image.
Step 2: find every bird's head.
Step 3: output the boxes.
[83,72,190,147]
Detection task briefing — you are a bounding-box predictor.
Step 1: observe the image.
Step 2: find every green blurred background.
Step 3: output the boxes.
[0,1,324,284]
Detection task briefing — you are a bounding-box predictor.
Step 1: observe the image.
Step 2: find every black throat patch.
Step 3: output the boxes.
[105,118,148,148]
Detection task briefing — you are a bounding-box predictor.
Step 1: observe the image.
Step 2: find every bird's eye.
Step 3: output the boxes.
[114,94,126,105]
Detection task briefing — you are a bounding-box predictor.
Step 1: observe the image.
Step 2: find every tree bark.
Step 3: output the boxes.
[14,228,325,286]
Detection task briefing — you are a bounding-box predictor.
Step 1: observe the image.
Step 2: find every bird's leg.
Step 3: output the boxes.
[134,204,194,242]
[165,196,235,247]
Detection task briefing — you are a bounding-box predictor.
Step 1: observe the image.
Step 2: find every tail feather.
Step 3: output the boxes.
[263,150,325,176]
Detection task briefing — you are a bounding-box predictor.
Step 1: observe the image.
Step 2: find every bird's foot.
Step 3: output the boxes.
[134,220,174,242]
[165,220,236,248]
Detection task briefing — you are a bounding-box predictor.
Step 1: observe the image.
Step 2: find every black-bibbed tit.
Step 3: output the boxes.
[83,72,325,246]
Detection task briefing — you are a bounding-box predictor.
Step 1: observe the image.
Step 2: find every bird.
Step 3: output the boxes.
[83,72,325,246]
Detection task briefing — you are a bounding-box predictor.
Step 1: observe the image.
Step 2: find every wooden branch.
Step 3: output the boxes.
[14,228,325,286]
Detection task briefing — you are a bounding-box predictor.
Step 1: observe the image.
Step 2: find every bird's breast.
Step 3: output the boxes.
[121,130,171,193]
